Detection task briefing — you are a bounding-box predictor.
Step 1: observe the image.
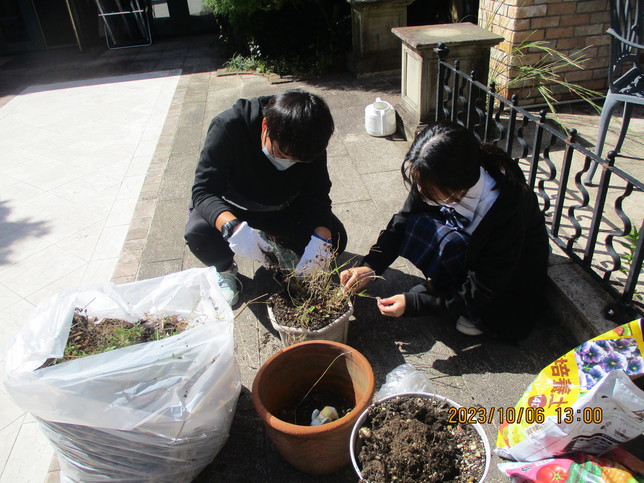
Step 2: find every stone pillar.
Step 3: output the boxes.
[347,0,414,76]
[391,22,503,139]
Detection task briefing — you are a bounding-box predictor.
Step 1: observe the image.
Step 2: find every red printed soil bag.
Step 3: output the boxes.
[498,448,644,482]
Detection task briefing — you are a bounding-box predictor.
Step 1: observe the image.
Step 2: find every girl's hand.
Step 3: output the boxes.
[340,266,375,295]
[377,295,406,317]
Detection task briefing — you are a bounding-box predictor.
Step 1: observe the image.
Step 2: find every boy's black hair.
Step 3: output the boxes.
[401,121,527,202]
[264,89,334,162]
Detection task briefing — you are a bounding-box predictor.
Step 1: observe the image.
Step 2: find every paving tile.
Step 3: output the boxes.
[23,267,86,308]
[0,174,18,191]
[0,420,54,483]
[112,259,140,279]
[0,299,36,347]
[0,228,52,267]
[127,155,157,177]
[343,135,409,175]
[92,225,130,260]
[3,192,99,242]
[126,217,153,241]
[94,158,134,181]
[116,175,146,200]
[51,185,119,218]
[333,199,392,257]
[51,171,121,200]
[362,170,410,215]
[327,154,371,204]
[0,284,21,313]
[0,414,22,471]
[39,205,103,244]
[80,259,118,285]
[137,259,183,281]
[0,145,42,171]
[104,198,139,228]
[140,199,189,263]
[1,153,66,183]
[111,275,136,284]
[0,247,85,298]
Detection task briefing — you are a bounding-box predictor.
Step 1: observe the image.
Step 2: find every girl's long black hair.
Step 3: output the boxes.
[401,121,529,202]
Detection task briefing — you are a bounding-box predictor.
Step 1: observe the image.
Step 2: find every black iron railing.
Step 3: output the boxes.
[434,43,643,317]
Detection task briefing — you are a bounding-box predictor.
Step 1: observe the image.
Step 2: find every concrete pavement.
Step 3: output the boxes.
[0,34,641,482]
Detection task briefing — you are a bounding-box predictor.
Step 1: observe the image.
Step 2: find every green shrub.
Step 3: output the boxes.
[204,0,351,76]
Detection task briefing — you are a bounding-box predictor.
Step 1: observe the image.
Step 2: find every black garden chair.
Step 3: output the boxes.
[584,0,644,185]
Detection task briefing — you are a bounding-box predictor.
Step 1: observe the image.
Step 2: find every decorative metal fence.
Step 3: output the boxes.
[434,43,643,318]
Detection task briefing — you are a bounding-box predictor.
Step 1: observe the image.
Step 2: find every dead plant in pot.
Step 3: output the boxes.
[267,263,354,346]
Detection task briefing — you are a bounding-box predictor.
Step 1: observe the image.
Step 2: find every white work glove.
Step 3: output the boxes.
[310,406,339,426]
[295,234,332,276]
[227,222,273,266]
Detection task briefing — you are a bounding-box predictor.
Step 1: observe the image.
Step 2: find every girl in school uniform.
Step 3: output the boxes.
[341,121,549,342]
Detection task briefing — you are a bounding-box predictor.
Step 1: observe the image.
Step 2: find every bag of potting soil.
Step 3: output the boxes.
[496,319,644,463]
[498,448,644,482]
[2,267,241,483]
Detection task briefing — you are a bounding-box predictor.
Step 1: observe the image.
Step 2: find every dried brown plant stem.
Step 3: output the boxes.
[296,349,357,407]
[234,293,268,319]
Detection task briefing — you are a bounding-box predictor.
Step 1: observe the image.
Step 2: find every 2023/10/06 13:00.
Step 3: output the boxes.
[555,406,603,424]
[447,406,604,424]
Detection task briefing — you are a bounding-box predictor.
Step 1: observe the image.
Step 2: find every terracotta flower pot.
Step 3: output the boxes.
[251,340,375,475]
[350,392,491,482]
[267,301,353,347]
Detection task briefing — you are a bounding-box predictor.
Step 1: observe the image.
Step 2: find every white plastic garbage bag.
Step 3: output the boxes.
[3,267,241,482]
[375,363,435,401]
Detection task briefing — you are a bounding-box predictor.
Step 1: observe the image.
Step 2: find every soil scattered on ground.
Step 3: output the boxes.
[38,308,188,368]
[356,396,486,482]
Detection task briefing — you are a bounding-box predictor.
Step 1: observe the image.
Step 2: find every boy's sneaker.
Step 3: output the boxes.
[217,263,240,306]
[455,315,483,336]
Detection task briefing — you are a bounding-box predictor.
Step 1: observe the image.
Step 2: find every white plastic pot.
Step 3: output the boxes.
[267,301,353,347]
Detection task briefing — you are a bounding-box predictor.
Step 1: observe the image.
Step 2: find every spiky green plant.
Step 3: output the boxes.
[494,37,603,117]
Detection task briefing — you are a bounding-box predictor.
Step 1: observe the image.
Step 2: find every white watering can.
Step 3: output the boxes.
[365,97,396,137]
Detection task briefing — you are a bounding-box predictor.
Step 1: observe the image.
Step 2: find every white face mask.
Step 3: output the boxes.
[262,146,297,170]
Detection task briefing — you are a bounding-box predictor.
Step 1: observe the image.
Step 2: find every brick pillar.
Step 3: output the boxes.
[479,0,610,105]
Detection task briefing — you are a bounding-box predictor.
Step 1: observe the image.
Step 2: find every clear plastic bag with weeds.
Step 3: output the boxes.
[3,267,241,483]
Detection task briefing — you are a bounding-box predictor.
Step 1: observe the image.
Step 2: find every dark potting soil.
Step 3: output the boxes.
[269,291,349,331]
[278,389,355,426]
[356,396,486,483]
